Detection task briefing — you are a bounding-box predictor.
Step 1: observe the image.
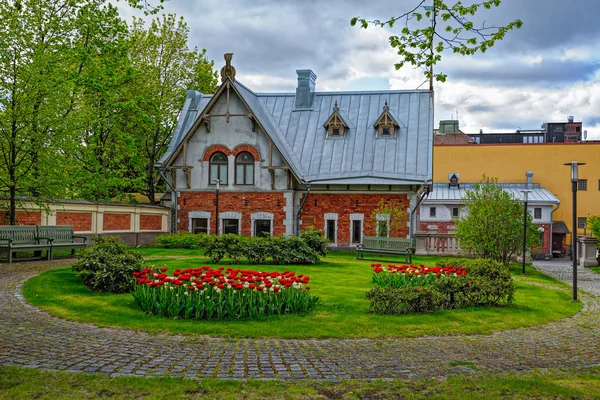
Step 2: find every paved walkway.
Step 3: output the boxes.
[1,259,600,380]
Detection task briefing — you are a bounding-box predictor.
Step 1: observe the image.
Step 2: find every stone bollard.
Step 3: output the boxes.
[578,236,599,267]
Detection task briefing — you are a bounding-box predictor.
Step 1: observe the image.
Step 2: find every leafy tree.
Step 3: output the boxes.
[0,0,80,223]
[588,216,600,240]
[456,176,540,265]
[370,199,409,238]
[351,0,522,86]
[127,14,218,204]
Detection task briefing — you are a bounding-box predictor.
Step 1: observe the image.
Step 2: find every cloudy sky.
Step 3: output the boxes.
[124,0,600,139]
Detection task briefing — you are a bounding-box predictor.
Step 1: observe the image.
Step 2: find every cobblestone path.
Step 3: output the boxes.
[1,260,600,380]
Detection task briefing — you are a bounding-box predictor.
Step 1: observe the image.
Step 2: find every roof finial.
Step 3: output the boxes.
[383,100,389,111]
[333,100,339,112]
[220,53,236,82]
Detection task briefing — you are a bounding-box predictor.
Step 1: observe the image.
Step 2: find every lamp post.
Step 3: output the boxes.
[563,161,586,301]
[521,190,531,275]
[215,179,220,236]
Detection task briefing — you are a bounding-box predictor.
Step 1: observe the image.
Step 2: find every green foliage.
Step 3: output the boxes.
[72,236,144,293]
[369,199,408,238]
[271,236,320,265]
[203,232,326,265]
[351,0,522,84]
[156,232,207,249]
[367,258,516,314]
[456,176,541,265]
[299,228,329,256]
[588,216,600,241]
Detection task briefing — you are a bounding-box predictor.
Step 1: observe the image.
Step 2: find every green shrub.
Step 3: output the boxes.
[72,236,144,293]
[271,236,320,264]
[299,228,329,256]
[156,232,205,249]
[365,286,444,314]
[204,234,247,263]
[463,259,516,306]
[245,235,273,264]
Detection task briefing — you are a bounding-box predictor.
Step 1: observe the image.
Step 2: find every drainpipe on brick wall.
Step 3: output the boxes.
[295,184,311,236]
[158,167,178,234]
[410,185,430,242]
[550,203,560,256]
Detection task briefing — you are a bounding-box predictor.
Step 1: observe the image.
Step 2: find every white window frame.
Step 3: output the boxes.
[324,213,338,245]
[220,211,242,235]
[250,212,274,237]
[188,211,211,234]
[349,213,364,246]
[376,213,390,238]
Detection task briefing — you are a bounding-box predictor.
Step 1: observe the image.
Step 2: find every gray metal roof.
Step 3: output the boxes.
[158,90,213,164]
[424,183,560,204]
[160,79,433,185]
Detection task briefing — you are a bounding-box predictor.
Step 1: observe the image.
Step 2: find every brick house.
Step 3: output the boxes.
[157,54,433,246]
[415,175,560,257]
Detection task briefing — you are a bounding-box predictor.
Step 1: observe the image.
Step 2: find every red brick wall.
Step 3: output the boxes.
[56,212,92,232]
[0,211,41,225]
[535,223,551,254]
[178,192,287,236]
[202,145,233,161]
[419,221,456,233]
[140,214,162,231]
[299,193,410,246]
[103,213,131,231]
[232,145,261,160]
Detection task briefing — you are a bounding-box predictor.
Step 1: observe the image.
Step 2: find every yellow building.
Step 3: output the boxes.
[433,142,600,251]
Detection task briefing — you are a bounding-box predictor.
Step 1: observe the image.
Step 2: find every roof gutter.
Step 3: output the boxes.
[295,184,311,236]
[158,167,179,234]
[410,185,430,242]
[550,202,560,256]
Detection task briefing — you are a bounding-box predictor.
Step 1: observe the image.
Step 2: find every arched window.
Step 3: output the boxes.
[235,152,254,185]
[209,152,228,185]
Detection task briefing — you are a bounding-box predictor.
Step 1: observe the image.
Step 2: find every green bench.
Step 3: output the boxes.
[0,226,52,263]
[38,225,88,260]
[356,236,414,263]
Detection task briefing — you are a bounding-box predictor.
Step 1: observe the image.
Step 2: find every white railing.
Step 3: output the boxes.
[414,232,463,256]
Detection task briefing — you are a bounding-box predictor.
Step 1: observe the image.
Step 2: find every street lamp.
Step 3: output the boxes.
[521,190,531,275]
[563,161,586,301]
[215,179,220,236]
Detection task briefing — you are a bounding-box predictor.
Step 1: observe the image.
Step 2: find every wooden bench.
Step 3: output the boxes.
[356,236,414,263]
[0,226,51,263]
[38,226,88,260]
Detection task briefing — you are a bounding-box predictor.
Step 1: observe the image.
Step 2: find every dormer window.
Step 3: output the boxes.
[448,173,460,188]
[374,100,400,137]
[324,101,349,137]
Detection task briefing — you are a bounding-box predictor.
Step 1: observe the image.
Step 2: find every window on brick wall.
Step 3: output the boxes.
[223,219,239,234]
[578,179,587,191]
[352,220,362,244]
[539,232,544,243]
[254,219,271,237]
[326,220,336,243]
[235,152,254,185]
[192,218,209,234]
[534,208,542,219]
[429,207,436,217]
[209,152,228,185]
[376,220,389,238]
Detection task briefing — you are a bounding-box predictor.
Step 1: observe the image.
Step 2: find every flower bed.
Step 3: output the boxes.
[371,263,467,288]
[132,266,318,320]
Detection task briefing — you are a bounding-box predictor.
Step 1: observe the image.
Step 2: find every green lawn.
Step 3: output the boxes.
[2,366,600,399]
[22,249,581,339]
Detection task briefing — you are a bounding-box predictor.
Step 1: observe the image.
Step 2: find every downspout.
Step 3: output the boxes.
[410,185,430,241]
[295,184,311,236]
[550,202,560,256]
[158,167,178,234]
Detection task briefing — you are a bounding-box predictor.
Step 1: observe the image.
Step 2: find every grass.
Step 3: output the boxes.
[2,366,600,399]
[22,249,581,339]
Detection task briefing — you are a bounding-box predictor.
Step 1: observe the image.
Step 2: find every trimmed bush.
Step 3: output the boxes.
[366,258,516,314]
[271,236,320,265]
[299,228,329,256]
[72,236,144,293]
[245,236,273,264]
[156,232,206,249]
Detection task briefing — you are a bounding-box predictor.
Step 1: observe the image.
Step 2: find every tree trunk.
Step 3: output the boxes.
[146,163,156,205]
[9,185,16,225]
